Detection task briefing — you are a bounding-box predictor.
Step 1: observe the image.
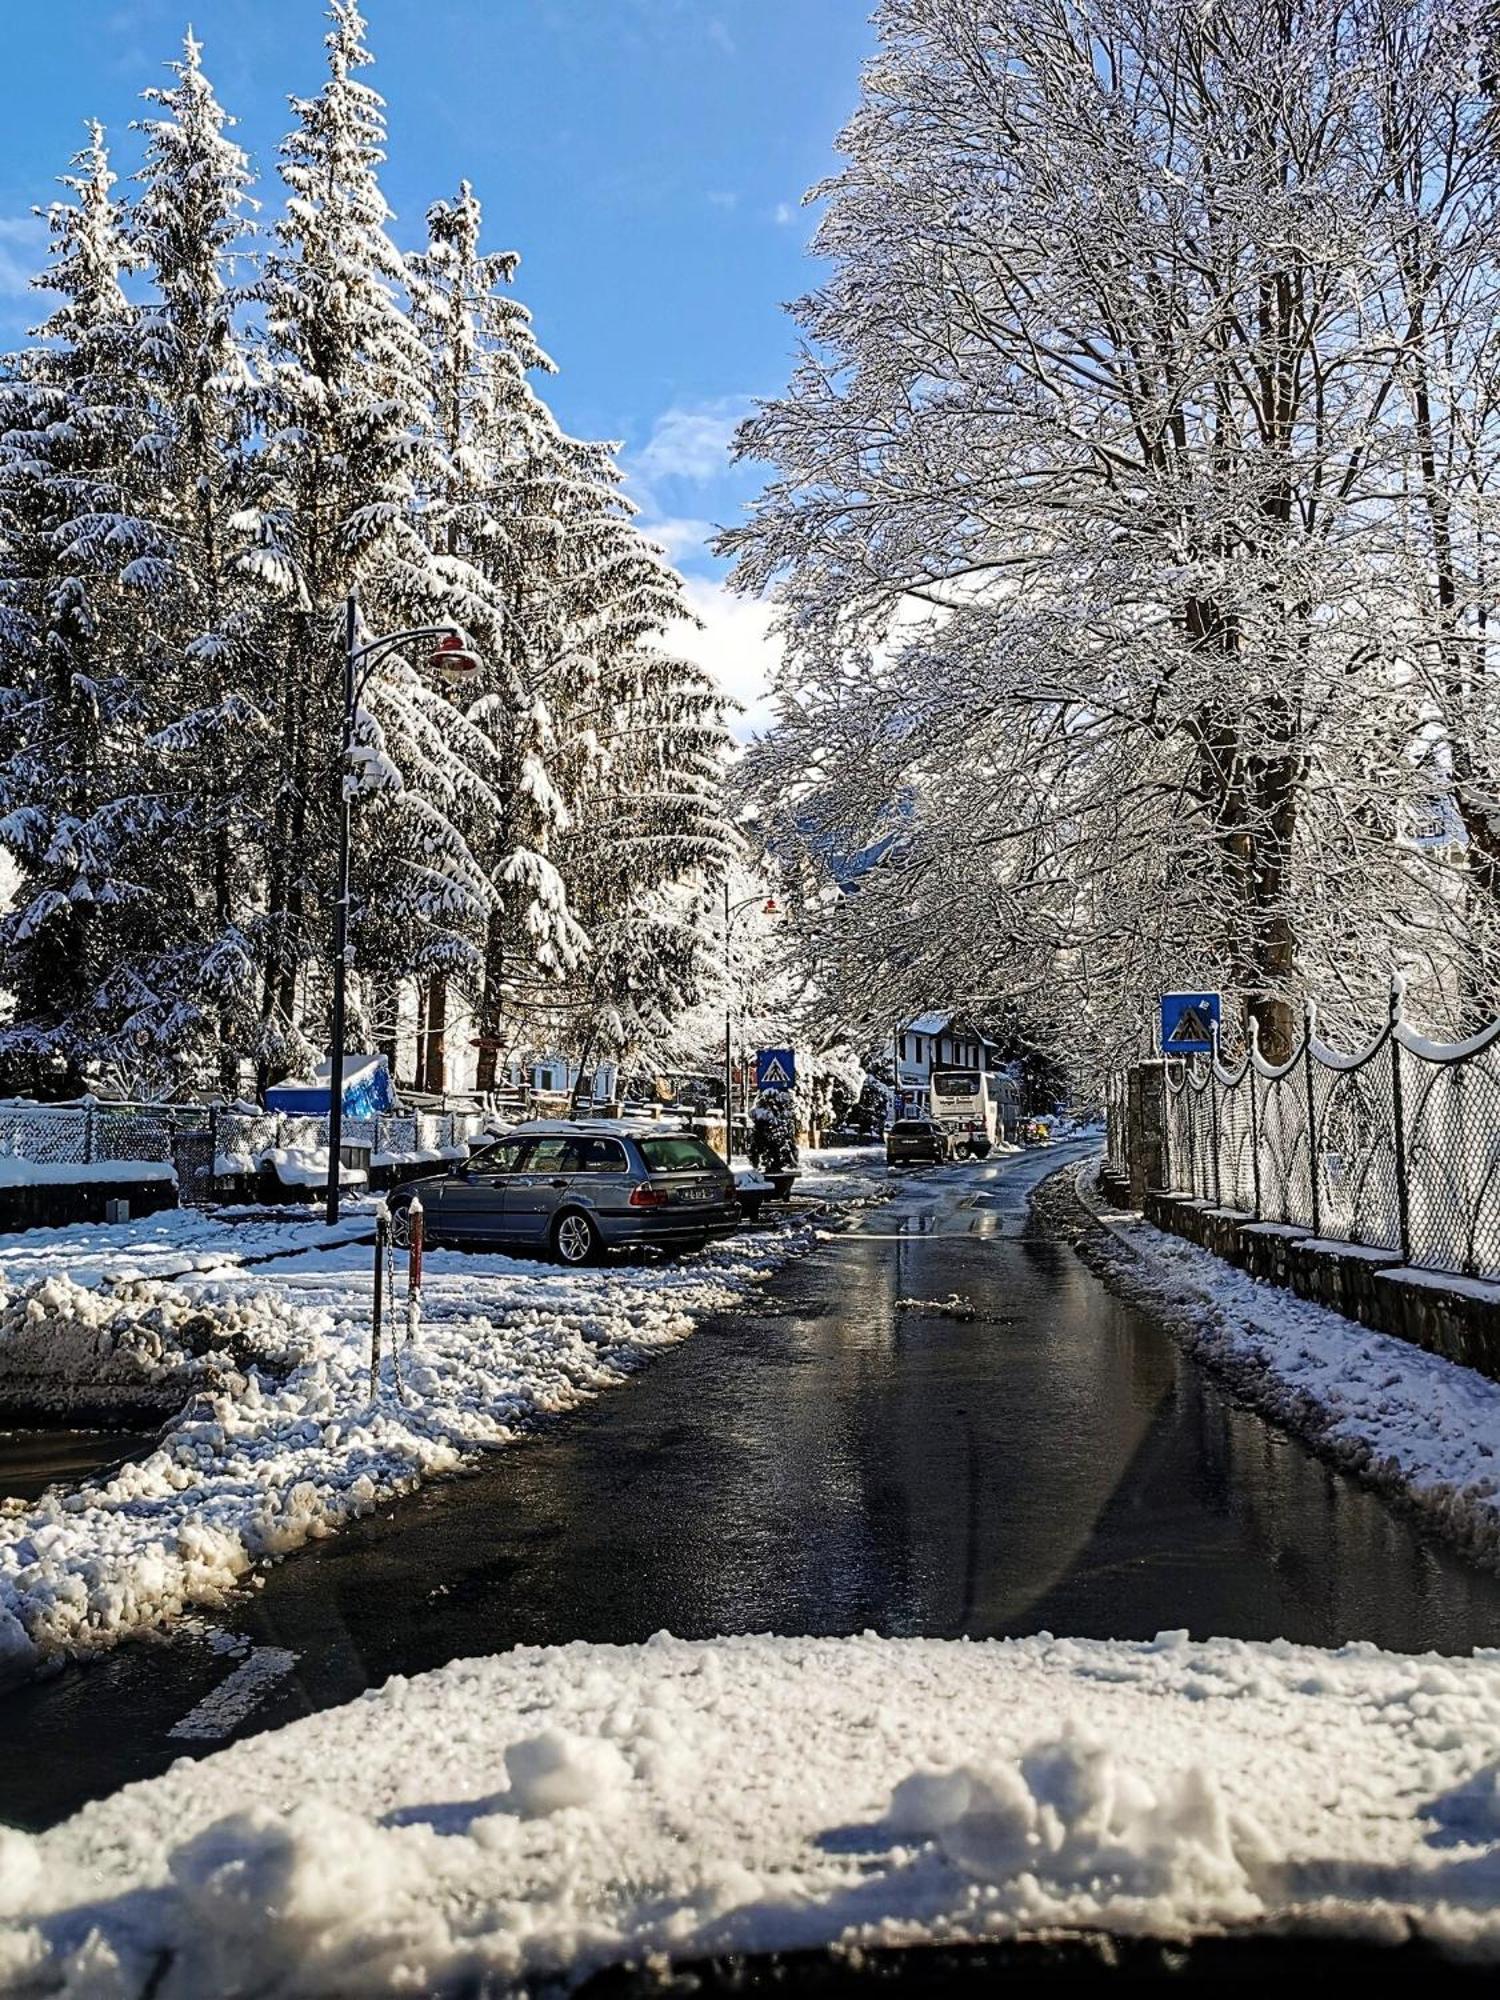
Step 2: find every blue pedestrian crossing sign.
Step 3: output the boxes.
[1160,992,1221,1054]
[755,1047,796,1090]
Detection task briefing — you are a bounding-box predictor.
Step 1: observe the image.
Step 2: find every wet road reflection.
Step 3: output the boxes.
[0,1428,157,1505]
[4,1141,1500,1826]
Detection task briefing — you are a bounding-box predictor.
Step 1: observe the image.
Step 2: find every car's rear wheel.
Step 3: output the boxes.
[551,1209,602,1268]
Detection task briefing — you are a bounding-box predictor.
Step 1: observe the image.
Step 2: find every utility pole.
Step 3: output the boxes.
[325,591,358,1226]
[723,879,734,1162]
[323,592,483,1225]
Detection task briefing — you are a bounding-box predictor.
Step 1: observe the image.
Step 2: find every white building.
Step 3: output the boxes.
[893,1011,1020,1134]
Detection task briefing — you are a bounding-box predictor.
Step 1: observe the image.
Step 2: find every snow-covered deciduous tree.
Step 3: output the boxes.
[728,0,1500,1070]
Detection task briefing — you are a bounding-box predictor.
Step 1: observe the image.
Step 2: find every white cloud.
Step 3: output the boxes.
[707,190,739,212]
[0,215,47,302]
[636,397,749,485]
[641,514,719,563]
[773,201,796,226]
[665,574,782,742]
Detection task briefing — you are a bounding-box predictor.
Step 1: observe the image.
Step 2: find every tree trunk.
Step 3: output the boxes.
[423,973,448,1096]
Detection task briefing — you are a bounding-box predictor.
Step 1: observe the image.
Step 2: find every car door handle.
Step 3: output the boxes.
[550,1178,567,1189]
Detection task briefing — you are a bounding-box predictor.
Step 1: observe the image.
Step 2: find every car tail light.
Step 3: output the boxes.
[629,1183,669,1208]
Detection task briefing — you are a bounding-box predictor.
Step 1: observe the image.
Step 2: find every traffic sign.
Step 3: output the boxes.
[756,1047,796,1090]
[1160,992,1221,1054]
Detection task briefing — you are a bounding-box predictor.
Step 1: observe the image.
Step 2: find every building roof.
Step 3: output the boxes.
[902,1011,1000,1049]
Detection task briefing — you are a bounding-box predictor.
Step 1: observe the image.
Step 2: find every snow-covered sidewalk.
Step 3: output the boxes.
[0,1155,891,1680]
[1076,1167,1500,1570]
[5,1627,1500,1991]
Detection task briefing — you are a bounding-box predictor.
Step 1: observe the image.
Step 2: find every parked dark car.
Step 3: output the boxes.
[386,1120,740,1266]
[885,1118,955,1167]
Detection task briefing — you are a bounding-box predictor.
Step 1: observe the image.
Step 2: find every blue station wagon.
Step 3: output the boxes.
[386,1119,741,1266]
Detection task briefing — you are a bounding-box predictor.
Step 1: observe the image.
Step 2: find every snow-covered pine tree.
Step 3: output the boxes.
[123,31,270,1092]
[543,446,734,1068]
[253,0,504,1085]
[0,124,171,1094]
[406,180,584,1092]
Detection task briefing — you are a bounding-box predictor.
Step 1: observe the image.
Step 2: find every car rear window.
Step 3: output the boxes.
[893,1121,935,1134]
[637,1135,724,1173]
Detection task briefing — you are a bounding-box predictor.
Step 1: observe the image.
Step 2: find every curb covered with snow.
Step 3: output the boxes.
[6,1628,1500,1991]
[0,1159,892,1681]
[1070,1165,1500,1571]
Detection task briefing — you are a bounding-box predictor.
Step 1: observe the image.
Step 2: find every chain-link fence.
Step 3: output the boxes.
[0,1101,488,1189]
[0,1102,189,1169]
[1158,990,1500,1280]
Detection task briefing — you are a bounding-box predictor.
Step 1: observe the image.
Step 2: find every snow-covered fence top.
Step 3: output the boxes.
[1157,987,1500,1282]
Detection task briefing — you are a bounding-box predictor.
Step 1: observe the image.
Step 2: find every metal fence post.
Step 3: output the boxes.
[1302,1003,1320,1241]
[1247,1026,1262,1221]
[1208,1043,1222,1208]
[1389,980,1412,1264]
[83,1105,95,1166]
[1160,1062,1173,1190]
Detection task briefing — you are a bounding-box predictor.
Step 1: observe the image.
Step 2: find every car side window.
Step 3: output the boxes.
[475,1138,530,1176]
[574,1138,628,1173]
[527,1137,575,1174]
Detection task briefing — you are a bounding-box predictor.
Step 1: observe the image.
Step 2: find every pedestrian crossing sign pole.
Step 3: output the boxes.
[1159,992,1221,1055]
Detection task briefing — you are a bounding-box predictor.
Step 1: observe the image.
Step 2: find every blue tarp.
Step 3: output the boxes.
[265,1055,396,1118]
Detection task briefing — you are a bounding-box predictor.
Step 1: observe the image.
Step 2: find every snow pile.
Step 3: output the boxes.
[0,1179,883,1678]
[6,1629,1500,1991]
[0,1158,175,1188]
[889,1733,1256,1918]
[0,1205,376,1294]
[0,1273,312,1420]
[1077,1169,1500,1568]
[259,1146,367,1189]
[895,1292,978,1321]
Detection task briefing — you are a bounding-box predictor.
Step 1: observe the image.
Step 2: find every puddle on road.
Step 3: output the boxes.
[0,1428,157,1504]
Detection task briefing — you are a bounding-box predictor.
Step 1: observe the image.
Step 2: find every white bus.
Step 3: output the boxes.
[930,1069,996,1156]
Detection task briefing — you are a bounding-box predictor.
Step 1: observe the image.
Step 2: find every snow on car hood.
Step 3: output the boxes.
[5,1628,1500,1992]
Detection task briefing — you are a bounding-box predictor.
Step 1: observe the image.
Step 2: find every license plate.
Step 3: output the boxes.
[681,1186,714,1203]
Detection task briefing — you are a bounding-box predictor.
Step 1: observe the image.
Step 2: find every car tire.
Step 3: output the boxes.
[551,1209,602,1268]
[388,1203,413,1248]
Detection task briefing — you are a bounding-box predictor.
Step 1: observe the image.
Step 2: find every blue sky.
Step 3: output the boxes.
[0,1,878,730]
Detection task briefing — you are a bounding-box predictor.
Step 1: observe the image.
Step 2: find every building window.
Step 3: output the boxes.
[901,1034,911,1062]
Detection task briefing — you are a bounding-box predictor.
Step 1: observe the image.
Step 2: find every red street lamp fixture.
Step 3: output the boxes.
[761,896,780,916]
[429,630,483,686]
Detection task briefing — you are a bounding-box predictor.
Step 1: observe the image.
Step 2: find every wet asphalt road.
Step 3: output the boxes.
[6,1140,1500,1829]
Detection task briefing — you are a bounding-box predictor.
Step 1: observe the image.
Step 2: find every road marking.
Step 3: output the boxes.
[168,1646,299,1741]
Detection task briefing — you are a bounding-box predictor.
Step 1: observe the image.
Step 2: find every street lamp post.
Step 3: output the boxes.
[324,587,481,1225]
[721,887,780,1163]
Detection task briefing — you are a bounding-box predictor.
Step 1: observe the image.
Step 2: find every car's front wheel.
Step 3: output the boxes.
[551,1209,602,1268]
[387,1202,414,1248]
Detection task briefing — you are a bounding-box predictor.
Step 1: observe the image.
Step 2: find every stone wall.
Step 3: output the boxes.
[1138,1190,1500,1382]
